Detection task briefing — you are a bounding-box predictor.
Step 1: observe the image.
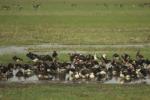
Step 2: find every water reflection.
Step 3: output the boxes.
[1,69,149,84]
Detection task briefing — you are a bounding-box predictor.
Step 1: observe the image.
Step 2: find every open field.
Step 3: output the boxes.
[0,1,150,99]
[0,83,150,100]
[0,0,150,45]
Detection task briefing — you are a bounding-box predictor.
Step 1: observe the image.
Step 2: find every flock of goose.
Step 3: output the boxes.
[0,51,150,84]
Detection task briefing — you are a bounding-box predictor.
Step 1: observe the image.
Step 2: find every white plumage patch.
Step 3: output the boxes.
[27,71,31,75]
[120,80,125,84]
[47,69,51,72]
[65,71,74,81]
[100,71,106,75]
[120,73,125,78]
[38,74,42,78]
[89,73,95,79]
[94,53,98,60]
[136,69,141,74]
[32,58,39,62]
[112,71,117,75]
[16,59,20,62]
[102,54,106,58]
[126,75,130,81]
[74,73,80,79]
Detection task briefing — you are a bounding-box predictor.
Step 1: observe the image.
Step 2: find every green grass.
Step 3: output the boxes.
[0,0,150,45]
[0,83,150,100]
[0,53,32,64]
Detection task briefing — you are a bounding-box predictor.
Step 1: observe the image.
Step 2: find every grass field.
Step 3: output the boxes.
[0,0,150,45]
[0,83,150,100]
[0,1,150,98]
[0,1,150,99]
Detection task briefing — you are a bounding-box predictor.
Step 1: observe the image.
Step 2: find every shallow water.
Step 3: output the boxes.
[4,77,150,84]
[0,43,150,55]
[0,69,149,84]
